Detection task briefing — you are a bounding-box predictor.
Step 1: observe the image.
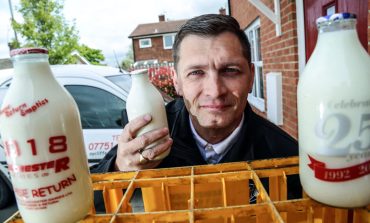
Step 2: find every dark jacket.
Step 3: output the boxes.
[90,99,302,211]
[91,98,299,172]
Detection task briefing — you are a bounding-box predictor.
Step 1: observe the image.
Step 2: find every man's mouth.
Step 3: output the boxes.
[200,104,231,110]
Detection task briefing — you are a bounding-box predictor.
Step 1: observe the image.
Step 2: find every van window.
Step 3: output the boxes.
[65,85,125,129]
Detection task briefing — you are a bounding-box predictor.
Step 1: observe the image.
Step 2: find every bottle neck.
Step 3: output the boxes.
[12,53,49,63]
[318,19,356,33]
[131,73,150,85]
[315,19,363,52]
[12,54,54,79]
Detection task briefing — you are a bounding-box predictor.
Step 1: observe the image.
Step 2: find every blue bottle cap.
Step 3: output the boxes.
[316,13,357,26]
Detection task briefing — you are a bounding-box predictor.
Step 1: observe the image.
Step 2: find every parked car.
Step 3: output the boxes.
[0,161,13,209]
[0,64,174,210]
[0,64,132,165]
[0,64,131,208]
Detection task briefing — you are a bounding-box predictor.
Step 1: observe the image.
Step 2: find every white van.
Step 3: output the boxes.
[0,64,132,208]
[0,64,132,166]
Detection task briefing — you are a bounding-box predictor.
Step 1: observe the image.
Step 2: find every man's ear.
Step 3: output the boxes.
[248,63,255,93]
[173,70,183,96]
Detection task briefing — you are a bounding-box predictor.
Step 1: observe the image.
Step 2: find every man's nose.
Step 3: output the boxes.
[204,72,227,97]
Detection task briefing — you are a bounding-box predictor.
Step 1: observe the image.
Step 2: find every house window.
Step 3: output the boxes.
[325,5,336,15]
[139,38,152,48]
[245,18,264,112]
[163,34,176,49]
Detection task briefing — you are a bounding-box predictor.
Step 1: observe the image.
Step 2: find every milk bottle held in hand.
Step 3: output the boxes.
[0,48,93,222]
[126,69,170,160]
[297,13,370,207]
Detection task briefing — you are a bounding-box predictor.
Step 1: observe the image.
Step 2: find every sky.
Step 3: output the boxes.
[0,0,228,67]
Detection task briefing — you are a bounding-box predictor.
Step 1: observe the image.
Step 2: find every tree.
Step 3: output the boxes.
[120,46,133,70]
[73,44,105,65]
[10,0,105,65]
[11,0,78,64]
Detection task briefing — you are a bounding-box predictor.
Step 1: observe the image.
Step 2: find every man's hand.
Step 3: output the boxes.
[115,114,173,171]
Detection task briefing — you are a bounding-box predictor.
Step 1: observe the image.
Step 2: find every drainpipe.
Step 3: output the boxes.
[8,0,19,45]
[227,0,231,15]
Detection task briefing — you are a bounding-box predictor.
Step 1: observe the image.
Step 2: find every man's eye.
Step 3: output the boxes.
[188,70,204,76]
[222,67,241,75]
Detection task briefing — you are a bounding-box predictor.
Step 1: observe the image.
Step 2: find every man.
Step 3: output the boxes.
[91,14,298,177]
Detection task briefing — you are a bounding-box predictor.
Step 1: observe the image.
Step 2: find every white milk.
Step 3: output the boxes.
[297,14,370,207]
[0,48,93,222]
[126,69,170,160]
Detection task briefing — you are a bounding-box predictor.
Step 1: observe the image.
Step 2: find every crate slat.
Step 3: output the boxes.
[5,157,369,223]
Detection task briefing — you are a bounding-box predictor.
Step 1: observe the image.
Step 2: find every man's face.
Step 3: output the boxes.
[174,32,254,131]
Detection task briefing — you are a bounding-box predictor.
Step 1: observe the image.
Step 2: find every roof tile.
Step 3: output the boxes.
[129,19,187,38]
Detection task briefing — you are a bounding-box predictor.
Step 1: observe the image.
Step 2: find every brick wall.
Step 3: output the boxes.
[230,0,299,139]
[133,36,173,62]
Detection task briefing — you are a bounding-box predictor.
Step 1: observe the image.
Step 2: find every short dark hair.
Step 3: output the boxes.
[173,14,251,70]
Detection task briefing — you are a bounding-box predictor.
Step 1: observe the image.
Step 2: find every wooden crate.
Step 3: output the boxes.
[5,156,370,223]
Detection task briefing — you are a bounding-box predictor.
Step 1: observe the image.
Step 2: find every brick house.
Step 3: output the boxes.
[129,8,227,66]
[129,15,187,66]
[229,0,370,139]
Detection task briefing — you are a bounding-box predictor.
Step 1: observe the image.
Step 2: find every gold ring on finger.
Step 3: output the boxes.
[139,153,149,164]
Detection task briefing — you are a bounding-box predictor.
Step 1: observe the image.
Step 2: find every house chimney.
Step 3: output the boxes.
[159,14,165,22]
[219,7,226,15]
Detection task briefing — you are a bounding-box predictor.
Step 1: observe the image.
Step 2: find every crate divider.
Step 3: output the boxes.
[5,157,370,223]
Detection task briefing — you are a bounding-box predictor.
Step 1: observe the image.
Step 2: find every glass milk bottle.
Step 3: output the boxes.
[297,13,370,207]
[0,48,93,222]
[126,69,170,160]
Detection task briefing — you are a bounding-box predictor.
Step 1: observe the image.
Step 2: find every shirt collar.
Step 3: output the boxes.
[189,114,245,155]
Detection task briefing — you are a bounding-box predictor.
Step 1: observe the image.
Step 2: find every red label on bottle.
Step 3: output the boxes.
[0,98,49,117]
[8,156,70,173]
[308,155,370,182]
[14,173,76,210]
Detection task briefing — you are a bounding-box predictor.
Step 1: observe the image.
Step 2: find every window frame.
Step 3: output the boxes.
[64,84,126,129]
[163,34,176,49]
[245,18,265,112]
[139,38,152,48]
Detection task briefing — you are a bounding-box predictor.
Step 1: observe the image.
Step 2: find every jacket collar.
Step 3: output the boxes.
[168,99,205,164]
[167,99,256,164]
